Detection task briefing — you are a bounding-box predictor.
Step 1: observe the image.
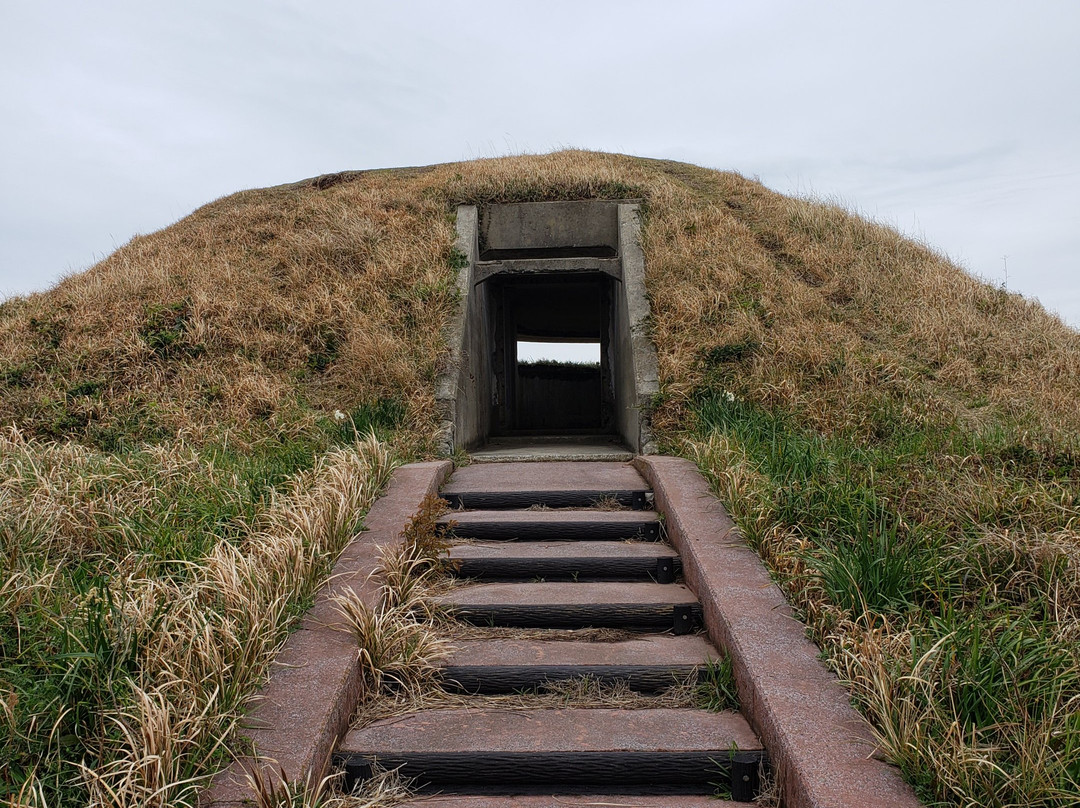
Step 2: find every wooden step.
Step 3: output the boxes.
[441,634,717,693]
[395,797,738,808]
[438,582,702,633]
[448,541,681,581]
[442,461,650,511]
[444,489,650,510]
[337,708,764,795]
[441,510,661,542]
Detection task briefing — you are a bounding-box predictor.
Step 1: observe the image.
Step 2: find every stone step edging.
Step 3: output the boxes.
[634,456,923,808]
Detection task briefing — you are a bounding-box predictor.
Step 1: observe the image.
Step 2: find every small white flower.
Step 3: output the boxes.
[725,391,736,403]
[333,409,347,421]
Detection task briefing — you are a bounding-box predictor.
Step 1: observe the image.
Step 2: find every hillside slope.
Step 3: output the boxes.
[3,153,1077,452]
[2,152,1078,806]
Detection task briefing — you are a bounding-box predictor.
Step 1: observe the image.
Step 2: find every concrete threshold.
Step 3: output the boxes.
[469,436,634,463]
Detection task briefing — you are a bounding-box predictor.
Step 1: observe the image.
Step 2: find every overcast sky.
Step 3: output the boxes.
[3,1,1078,329]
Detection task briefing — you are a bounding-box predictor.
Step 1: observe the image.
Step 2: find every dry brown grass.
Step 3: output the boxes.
[351,674,699,730]
[7,150,1075,456]
[638,162,1080,446]
[0,152,663,456]
[2,433,394,806]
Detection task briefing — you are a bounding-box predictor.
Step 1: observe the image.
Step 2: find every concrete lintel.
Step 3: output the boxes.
[198,460,453,807]
[473,257,622,284]
[633,456,923,808]
[481,200,621,253]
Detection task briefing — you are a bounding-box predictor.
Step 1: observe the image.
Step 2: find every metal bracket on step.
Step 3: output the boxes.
[672,604,694,635]
[631,491,648,510]
[655,558,675,584]
[730,750,764,802]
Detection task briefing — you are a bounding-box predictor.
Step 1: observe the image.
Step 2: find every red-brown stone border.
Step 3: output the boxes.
[634,456,923,808]
[199,460,453,807]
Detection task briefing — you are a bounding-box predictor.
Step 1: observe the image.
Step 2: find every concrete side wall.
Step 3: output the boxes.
[614,204,659,453]
[482,201,620,252]
[436,206,488,453]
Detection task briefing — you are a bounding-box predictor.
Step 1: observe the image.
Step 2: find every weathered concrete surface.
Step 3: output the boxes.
[342,708,761,754]
[198,460,453,808]
[613,204,659,455]
[445,634,716,668]
[503,274,605,339]
[474,256,622,284]
[435,205,486,455]
[437,200,660,454]
[635,456,923,808]
[481,201,621,255]
[395,797,733,808]
[440,581,698,608]
[444,460,646,493]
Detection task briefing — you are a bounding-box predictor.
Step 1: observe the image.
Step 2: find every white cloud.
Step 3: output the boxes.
[2,0,1078,325]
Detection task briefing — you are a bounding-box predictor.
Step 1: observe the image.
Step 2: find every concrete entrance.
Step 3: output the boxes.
[438,201,659,456]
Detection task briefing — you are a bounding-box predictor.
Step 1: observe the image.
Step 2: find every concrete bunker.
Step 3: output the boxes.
[438,200,658,455]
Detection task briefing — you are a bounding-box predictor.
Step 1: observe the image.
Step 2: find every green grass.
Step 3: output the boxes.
[0,424,399,806]
[1,448,273,802]
[687,388,1080,806]
[695,656,739,713]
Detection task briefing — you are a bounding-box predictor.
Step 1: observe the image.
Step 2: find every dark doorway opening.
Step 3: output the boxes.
[488,273,615,437]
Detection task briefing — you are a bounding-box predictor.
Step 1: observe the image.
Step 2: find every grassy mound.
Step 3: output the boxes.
[1,152,1078,806]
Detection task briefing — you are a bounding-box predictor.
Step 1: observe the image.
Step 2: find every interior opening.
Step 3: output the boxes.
[489,273,614,437]
[517,341,601,365]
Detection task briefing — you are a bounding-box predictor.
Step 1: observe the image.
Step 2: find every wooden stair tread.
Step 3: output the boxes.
[442,462,647,494]
[442,511,661,541]
[441,582,697,608]
[448,541,677,560]
[341,707,761,755]
[445,634,716,668]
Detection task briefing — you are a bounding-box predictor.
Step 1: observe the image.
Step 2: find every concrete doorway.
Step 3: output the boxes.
[438,201,659,459]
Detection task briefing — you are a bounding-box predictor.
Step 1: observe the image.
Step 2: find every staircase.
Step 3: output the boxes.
[334,461,767,803]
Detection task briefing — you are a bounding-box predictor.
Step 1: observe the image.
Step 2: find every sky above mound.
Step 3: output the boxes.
[2,1,1078,327]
